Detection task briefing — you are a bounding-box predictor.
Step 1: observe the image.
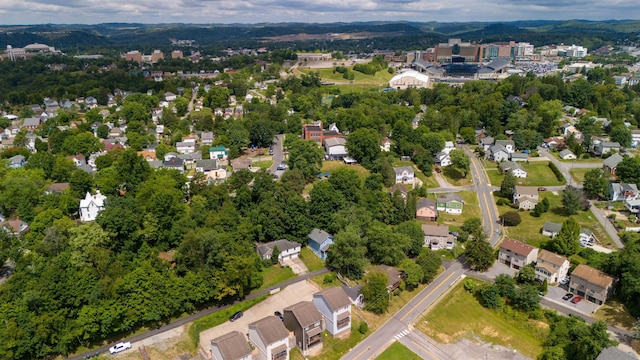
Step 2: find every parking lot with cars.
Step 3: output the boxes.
[545,283,600,315]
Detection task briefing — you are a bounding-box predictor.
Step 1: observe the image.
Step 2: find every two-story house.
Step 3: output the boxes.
[422,224,453,250]
[256,239,301,264]
[595,141,621,156]
[569,264,616,305]
[248,316,290,360]
[210,145,230,161]
[436,193,463,214]
[498,238,539,270]
[0,218,30,237]
[495,139,515,153]
[609,183,639,202]
[283,301,324,356]
[535,249,570,284]
[499,161,527,178]
[393,166,415,185]
[79,191,107,222]
[416,198,438,221]
[195,159,227,182]
[488,144,510,162]
[380,137,394,152]
[513,186,539,210]
[478,136,494,152]
[8,155,26,169]
[323,137,348,159]
[201,132,215,146]
[312,287,352,337]
[210,331,252,360]
[307,229,334,261]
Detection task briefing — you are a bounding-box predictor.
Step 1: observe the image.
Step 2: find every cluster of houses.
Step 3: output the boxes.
[498,238,616,305]
[541,221,597,247]
[208,286,353,360]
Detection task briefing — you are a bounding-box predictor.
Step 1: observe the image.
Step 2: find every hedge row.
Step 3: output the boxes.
[548,162,564,181]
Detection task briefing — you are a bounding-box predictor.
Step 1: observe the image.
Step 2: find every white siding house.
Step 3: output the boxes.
[79,191,107,222]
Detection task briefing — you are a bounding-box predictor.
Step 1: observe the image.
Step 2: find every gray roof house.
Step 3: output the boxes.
[308,229,334,261]
[488,144,510,162]
[542,221,562,238]
[595,141,621,156]
[495,139,515,153]
[510,152,528,162]
[283,301,324,356]
[248,316,290,360]
[499,161,527,178]
[436,193,464,214]
[210,331,252,360]
[596,346,638,360]
[559,149,577,160]
[313,287,352,336]
[256,239,301,263]
[603,153,624,176]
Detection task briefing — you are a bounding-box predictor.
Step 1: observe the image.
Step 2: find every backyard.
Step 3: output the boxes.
[416,279,547,358]
[441,166,473,187]
[495,192,612,249]
[486,162,566,187]
[321,160,370,180]
[427,190,481,230]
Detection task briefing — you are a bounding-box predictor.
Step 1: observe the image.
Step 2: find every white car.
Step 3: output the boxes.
[559,278,570,285]
[109,342,131,354]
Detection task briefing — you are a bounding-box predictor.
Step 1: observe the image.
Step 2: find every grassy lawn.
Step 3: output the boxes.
[298,67,394,86]
[441,166,472,186]
[252,160,274,170]
[549,151,603,164]
[496,192,612,248]
[427,191,481,230]
[258,264,296,291]
[486,162,565,187]
[594,299,636,330]
[188,294,269,346]
[569,168,592,183]
[376,342,422,360]
[416,279,547,358]
[321,160,370,180]
[300,247,325,271]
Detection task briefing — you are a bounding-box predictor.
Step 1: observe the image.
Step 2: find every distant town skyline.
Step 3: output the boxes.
[0,0,637,25]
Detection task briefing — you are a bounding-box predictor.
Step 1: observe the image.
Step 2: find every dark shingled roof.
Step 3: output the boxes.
[249,316,289,345]
[284,301,323,328]
[210,331,252,360]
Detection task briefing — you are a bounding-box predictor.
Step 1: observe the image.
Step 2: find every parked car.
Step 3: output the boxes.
[559,278,570,286]
[229,311,243,322]
[562,293,574,301]
[570,296,583,304]
[109,342,131,354]
[274,311,283,321]
[276,162,287,171]
[538,187,546,191]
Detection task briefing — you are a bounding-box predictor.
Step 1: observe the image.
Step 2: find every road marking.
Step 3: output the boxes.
[483,191,495,240]
[395,329,410,339]
[400,271,456,322]
[407,338,441,360]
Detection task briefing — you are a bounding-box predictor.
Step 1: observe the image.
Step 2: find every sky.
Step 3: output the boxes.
[0,0,638,25]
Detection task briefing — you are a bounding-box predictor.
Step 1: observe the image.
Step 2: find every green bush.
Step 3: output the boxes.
[500,211,522,226]
[548,162,564,181]
[323,272,338,284]
[358,321,369,334]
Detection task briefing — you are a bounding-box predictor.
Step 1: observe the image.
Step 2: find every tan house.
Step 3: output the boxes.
[498,238,539,270]
[209,331,252,360]
[513,186,539,210]
[416,198,438,221]
[535,249,570,284]
[569,264,616,305]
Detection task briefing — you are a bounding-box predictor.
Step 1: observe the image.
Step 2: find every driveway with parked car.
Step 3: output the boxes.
[198,280,321,353]
[544,284,600,315]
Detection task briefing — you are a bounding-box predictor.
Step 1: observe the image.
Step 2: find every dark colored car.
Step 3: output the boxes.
[274,311,283,321]
[538,187,546,191]
[570,296,583,304]
[562,293,574,301]
[229,311,243,322]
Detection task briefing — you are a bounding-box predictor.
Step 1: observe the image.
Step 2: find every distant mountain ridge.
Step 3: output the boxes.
[0,20,638,50]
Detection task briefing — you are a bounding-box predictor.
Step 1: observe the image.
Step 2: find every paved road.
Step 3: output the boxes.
[269,134,285,176]
[589,202,624,248]
[67,267,329,360]
[464,146,502,246]
[341,262,466,360]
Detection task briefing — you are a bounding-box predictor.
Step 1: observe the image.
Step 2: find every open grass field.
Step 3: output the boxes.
[569,168,592,183]
[298,66,394,86]
[376,342,422,360]
[549,151,603,165]
[252,160,274,170]
[428,191,481,230]
[299,247,325,272]
[257,264,296,291]
[321,161,370,180]
[441,166,472,186]
[594,299,636,330]
[486,162,565,187]
[416,279,547,358]
[495,192,612,248]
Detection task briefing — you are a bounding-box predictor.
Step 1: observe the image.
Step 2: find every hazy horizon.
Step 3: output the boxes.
[0,0,637,26]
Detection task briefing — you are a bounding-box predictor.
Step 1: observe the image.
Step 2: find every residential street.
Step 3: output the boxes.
[269,134,285,176]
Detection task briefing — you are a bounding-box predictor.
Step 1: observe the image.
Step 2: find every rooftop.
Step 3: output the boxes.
[500,238,537,257]
[210,331,252,360]
[571,264,615,289]
[314,287,352,312]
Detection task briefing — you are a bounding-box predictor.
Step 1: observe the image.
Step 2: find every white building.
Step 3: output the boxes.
[388,70,430,89]
[313,287,352,337]
[248,316,290,360]
[79,191,107,222]
[393,166,415,185]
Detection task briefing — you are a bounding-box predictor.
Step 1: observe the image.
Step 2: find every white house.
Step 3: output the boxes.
[248,316,290,360]
[625,199,640,214]
[323,137,348,158]
[495,139,515,153]
[609,183,639,202]
[79,191,107,222]
[434,151,451,167]
[380,137,394,152]
[513,186,539,210]
[499,161,527,178]
[488,144,510,162]
[559,149,577,160]
[631,130,640,148]
[535,249,570,284]
[510,152,529,162]
[313,287,352,337]
[443,141,455,154]
[164,92,177,102]
[176,141,196,154]
[394,166,415,185]
[256,239,302,263]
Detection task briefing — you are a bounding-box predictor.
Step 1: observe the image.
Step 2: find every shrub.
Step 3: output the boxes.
[358,321,369,334]
[323,272,337,284]
[548,162,564,181]
[501,211,522,226]
[497,198,511,206]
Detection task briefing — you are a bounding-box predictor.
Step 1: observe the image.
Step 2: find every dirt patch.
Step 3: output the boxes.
[480,326,500,338]
[531,320,550,330]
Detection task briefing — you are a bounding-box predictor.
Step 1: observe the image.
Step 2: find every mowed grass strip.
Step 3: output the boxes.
[321,161,370,180]
[376,342,422,360]
[416,280,546,358]
[486,162,565,187]
[298,67,394,85]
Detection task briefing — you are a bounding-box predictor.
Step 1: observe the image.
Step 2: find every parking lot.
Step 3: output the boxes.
[199,280,321,353]
[545,284,600,315]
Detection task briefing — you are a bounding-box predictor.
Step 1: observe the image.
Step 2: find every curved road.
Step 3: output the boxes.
[67,267,328,360]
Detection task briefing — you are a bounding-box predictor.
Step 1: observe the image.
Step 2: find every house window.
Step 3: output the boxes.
[308,334,322,346]
[272,348,287,360]
[337,316,350,329]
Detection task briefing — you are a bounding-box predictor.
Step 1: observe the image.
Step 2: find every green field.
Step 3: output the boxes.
[549,151,603,164]
[258,264,296,290]
[376,342,422,360]
[300,247,325,271]
[416,279,547,358]
[569,168,592,183]
[252,160,274,170]
[428,190,481,230]
[496,192,612,248]
[442,166,473,186]
[298,66,394,86]
[486,162,566,187]
[321,160,371,180]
